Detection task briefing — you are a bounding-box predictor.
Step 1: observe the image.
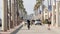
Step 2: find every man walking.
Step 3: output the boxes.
[27,20,30,30]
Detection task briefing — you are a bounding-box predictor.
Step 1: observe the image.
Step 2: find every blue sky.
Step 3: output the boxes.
[0,0,48,18]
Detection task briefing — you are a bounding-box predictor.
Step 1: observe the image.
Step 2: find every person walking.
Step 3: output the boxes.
[27,20,30,30]
[22,19,25,26]
[47,18,51,30]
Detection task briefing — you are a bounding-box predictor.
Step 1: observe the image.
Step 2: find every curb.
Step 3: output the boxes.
[10,24,23,34]
[0,24,23,34]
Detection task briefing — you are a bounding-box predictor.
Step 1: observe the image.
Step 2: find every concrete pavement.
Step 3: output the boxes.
[0,27,2,31]
[15,25,60,34]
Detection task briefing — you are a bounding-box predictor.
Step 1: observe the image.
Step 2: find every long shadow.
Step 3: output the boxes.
[11,25,23,34]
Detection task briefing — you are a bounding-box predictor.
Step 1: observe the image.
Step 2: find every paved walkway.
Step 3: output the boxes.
[16,25,60,34]
[0,27,2,31]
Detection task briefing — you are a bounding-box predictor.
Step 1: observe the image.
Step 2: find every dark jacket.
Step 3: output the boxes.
[27,20,30,25]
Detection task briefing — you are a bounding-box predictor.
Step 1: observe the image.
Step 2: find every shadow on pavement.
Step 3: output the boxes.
[11,25,23,34]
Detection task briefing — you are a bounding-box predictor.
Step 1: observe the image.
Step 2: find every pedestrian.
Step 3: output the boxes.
[22,19,25,26]
[47,18,51,30]
[27,20,30,30]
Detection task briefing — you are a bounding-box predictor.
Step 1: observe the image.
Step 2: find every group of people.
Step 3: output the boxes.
[22,18,51,30]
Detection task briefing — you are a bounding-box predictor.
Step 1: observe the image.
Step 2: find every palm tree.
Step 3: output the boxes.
[34,0,42,10]
[17,0,27,18]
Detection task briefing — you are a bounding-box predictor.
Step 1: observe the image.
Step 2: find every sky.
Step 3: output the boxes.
[23,0,48,15]
[0,0,48,18]
[0,0,2,19]
[44,0,48,7]
[23,0,36,15]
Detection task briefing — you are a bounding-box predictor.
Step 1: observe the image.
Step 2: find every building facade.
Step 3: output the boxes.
[44,7,49,20]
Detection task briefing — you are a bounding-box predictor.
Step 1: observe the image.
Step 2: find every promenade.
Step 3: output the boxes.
[0,27,2,31]
[13,25,60,34]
